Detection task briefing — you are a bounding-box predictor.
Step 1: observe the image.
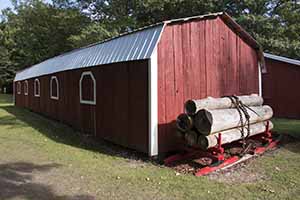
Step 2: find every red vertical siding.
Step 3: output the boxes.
[263,59,300,119]
[127,62,149,152]
[14,60,149,154]
[157,17,259,153]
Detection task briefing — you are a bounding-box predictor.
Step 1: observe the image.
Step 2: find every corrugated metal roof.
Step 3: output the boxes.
[15,24,164,81]
[15,12,264,82]
[264,53,300,66]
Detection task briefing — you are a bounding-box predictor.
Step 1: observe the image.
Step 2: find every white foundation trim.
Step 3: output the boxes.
[79,71,96,105]
[34,78,40,97]
[50,76,59,100]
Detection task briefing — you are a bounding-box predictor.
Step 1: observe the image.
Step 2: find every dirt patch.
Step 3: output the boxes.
[207,156,268,183]
[168,152,275,183]
[125,159,148,169]
[0,162,95,200]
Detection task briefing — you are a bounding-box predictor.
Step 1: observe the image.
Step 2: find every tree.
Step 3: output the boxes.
[68,22,116,49]
[0,0,95,88]
[76,0,300,59]
[3,0,91,67]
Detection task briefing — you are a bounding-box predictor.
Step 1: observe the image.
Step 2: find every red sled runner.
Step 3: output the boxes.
[164,121,281,176]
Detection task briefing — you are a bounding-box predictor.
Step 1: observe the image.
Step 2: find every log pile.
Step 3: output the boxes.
[176,94,274,149]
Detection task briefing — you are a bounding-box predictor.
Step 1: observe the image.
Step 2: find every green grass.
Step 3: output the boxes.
[0,94,299,200]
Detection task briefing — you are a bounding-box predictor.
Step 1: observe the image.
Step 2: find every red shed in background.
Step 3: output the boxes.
[14,12,264,156]
[263,53,300,119]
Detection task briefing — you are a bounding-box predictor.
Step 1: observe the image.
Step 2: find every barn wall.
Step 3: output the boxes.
[263,59,300,119]
[14,60,149,153]
[157,17,259,153]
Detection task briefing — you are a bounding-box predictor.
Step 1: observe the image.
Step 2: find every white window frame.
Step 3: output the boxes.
[17,82,21,95]
[24,80,28,96]
[50,76,59,100]
[79,71,96,105]
[34,78,40,97]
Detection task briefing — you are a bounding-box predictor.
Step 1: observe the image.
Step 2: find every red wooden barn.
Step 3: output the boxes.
[14,12,264,156]
[263,53,300,119]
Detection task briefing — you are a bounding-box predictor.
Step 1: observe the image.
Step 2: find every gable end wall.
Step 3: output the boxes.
[157,16,259,153]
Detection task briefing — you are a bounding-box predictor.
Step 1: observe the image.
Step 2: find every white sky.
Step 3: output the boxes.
[0,0,13,10]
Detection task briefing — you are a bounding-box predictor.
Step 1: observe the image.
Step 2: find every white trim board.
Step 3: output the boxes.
[50,76,59,100]
[148,23,166,157]
[258,62,262,97]
[34,78,40,97]
[148,47,158,157]
[24,80,28,96]
[79,71,96,105]
[17,82,21,95]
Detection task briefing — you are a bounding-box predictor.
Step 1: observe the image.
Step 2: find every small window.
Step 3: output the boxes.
[24,80,28,95]
[17,82,21,94]
[50,76,59,100]
[34,78,40,97]
[80,71,96,105]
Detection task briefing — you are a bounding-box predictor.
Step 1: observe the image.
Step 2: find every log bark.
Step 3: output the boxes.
[197,121,273,149]
[185,94,263,115]
[176,113,193,132]
[194,105,273,135]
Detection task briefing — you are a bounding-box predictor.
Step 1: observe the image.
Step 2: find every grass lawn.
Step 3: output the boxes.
[0,94,299,200]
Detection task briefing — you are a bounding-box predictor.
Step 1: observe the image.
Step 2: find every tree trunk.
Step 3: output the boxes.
[194,105,273,135]
[197,121,273,149]
[185,94,263,115]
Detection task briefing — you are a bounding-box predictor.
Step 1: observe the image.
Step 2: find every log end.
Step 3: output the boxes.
[197,135,209,150]
[176,113,193,132]
[185,100,197,115]
[184,131,198,146]
[194,109,213,136]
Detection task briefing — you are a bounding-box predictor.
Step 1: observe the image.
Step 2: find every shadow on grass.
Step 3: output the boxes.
[2,102,299,163]
[1,105,150,161]
[278,133,300,154]
[272,118,300,154]
[0,162,94,200]
[0,94,12,104]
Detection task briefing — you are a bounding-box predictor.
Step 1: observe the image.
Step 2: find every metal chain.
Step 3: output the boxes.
[225,95,251,149]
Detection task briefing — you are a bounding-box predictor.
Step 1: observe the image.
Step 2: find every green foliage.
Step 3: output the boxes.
[230,0,300,59]
[68,22,116,49]
[77,0,300,59]
[0,0,300,88]
[1,0,90,69]
[0,0,109,87]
